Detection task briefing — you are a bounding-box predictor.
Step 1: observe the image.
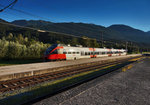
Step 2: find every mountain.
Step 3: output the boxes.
[12,20,53,27]
[11,20,150,44]
[108,25,150,43]
[147,31,150,35]
[0,18,8,23]
[12,20,120,40]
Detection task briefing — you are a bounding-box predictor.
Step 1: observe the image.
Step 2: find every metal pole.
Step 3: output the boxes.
[126,41,128,51]
[101,31,103,47]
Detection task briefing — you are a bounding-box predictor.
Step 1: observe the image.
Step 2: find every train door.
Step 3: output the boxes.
[65,48,76,60]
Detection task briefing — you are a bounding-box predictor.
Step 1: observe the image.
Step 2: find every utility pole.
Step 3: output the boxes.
[101,31,103,47]
[126,41,128,51]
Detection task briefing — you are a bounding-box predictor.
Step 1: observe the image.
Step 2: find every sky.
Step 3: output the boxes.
[0,0,150,31]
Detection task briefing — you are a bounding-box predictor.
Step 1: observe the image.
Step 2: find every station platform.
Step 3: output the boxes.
[0,54,141,81]
[32,56,149,105]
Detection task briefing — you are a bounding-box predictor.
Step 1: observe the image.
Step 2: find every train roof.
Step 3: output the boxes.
[53,44,126,51]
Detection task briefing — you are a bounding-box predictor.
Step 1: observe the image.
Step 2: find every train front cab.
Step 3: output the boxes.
[44,44,66,61]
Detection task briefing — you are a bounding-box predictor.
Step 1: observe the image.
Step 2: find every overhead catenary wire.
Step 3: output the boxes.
[0,1,105,42]
[0,0,18,12]
[0,20,126,46]
[0,1,126,46]
[0,3,52,21]
[0,2,92,41]
[0,21,83,39]
[0,8,29,20]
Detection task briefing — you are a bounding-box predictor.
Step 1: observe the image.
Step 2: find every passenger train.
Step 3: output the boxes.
[44,44,127,61]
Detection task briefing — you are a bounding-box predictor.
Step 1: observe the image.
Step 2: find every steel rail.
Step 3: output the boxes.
[0,57,139,93]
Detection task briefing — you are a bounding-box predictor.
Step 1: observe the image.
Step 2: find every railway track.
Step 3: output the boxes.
[0,56,141,93]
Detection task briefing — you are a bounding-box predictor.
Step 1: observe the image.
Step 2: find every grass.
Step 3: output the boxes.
[0,59,44,66]
[0,61,132,105]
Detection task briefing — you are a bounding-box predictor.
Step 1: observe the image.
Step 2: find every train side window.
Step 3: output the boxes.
[77,52,79,54]
[68,52,71,54]
[85,52,88,55]
[102,52,105,54]
[63,51,67,54]
[73,52,75,54]
[108,52,111,54]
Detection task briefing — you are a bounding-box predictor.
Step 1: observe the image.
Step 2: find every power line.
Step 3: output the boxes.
[0,21,83,39]
[0,0,18,12]
[0,2,84,39]
[11,8,51,21]
[0,2,124,46]
[0,4,51,21]
[0,20,131,50]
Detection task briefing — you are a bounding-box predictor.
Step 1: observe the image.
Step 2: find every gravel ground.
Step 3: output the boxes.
[32,57,150,105]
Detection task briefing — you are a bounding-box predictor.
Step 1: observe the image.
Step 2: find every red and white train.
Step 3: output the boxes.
[44,44,127,61]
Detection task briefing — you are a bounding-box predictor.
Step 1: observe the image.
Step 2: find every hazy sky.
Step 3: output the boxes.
[0,0,150,31]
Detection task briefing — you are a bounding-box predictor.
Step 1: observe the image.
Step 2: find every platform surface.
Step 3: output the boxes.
[33,57,150,105]
[0,54,140,76]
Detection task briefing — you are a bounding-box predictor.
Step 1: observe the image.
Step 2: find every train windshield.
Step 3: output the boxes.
[44,44,57,55]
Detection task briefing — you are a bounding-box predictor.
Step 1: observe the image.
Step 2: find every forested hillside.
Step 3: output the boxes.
[0,18,150,60]
[11,20,150,44]
[12,20,123,41]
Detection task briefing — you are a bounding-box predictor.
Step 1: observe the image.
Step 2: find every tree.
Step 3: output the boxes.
[56,40,61,44]
[80,36,91,47]
[7,33,13,41]
[90,39,99,48]
[71,37,79,46]
[17,34,24,44]
[0,39,8,59]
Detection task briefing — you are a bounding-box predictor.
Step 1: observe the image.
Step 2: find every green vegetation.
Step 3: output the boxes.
[0,19,149,64]
[0,34,50,60]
